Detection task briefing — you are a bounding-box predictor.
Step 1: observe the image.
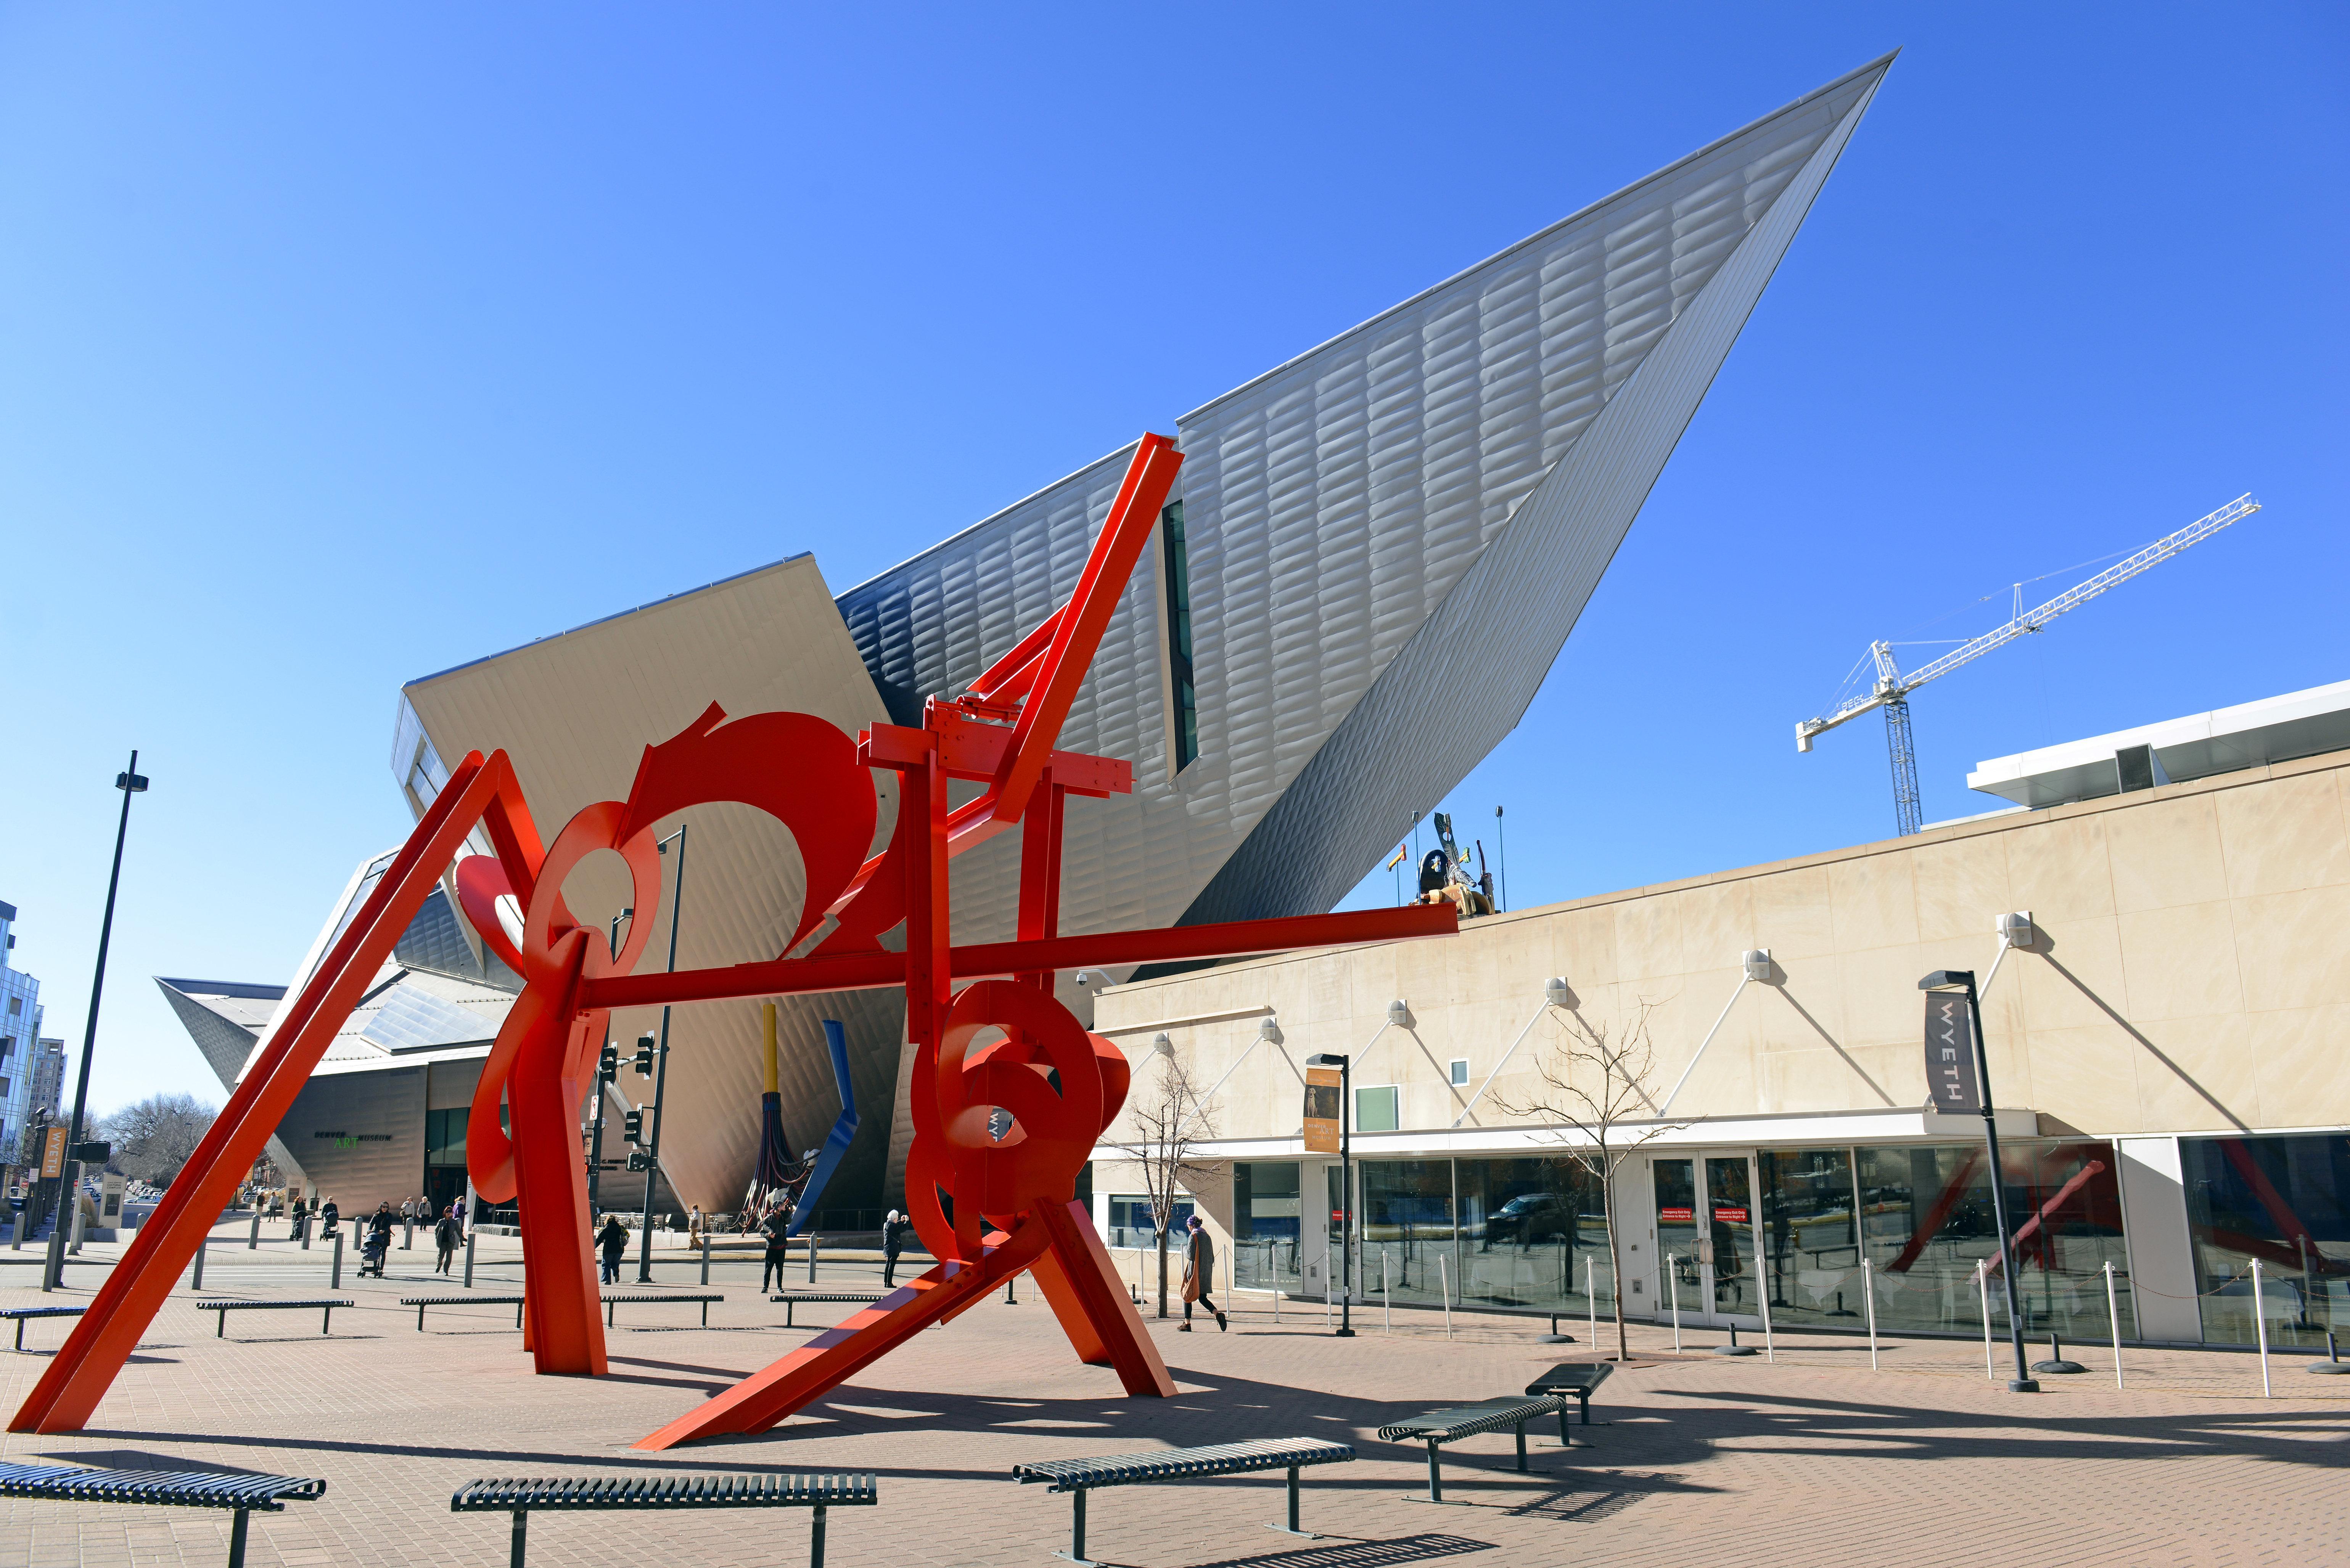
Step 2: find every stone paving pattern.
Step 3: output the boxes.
[0,1226,2343,1566]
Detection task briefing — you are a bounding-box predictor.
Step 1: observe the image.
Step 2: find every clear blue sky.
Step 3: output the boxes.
[2,7,2342,1116]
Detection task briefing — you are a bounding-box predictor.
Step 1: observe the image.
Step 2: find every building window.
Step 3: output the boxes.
[1107,1193,1189,1250]
[1232,1161,1301,1293]
[1355,1085,1399,1133]
[1449,1059,1469,1086]
[6,998,18,1015]
[1160,500,1199,772]
[0,1079,11,1099]
[2183,1133,2348,1350]
[425,1107,468,1166]
[0,1038,13,1061]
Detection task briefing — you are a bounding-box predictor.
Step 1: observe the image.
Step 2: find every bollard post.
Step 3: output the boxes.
[331,1233,343,1290]
[192,1243,204,1293]
[1863,1258,1879,1370]
[2104,1261,2125,1390]
[1382,1251,1390,1331]
[1439,1254,1452,1340]
[1005,1269,1018,1305]
[1757,1259,1774,1364]
[1586,1256,1597,1346]
[463,1232,476,1288]
[807,1234,818,1285]
[300,1216,310,1251]
[2253,1259,2271,1398]
[1976,1261,1994,1380]
[11,1210,24,1250]
[248,1211,260,1250]
[1667,1255,1681,1352]
[404,1218,414,1252]
[700,1233,711,1287]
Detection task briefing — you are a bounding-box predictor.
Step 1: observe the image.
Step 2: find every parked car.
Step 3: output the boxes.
[1481,1192,1574,1248]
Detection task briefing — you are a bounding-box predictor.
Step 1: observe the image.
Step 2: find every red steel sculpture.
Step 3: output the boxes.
[13,433,1457,1441]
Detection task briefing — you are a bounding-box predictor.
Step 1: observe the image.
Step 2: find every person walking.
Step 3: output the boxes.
[597,1214,628,1285]
[687,1205,705,1246]
[759,1204,792,1293]
[1178,1214,1226,1332]
[881,1209,909,1288]
[289,1195,308,1243]
[434,1207,462,1274]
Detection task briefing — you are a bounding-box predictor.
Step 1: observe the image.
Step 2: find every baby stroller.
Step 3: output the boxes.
[359,1227,391,1279]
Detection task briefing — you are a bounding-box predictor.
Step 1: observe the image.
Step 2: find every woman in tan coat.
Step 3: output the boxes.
[1179,1214,1227,1332]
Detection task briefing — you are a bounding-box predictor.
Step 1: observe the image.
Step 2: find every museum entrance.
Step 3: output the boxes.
[1651,1150,1764,1330]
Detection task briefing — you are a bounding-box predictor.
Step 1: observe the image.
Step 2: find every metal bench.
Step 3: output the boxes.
[1377,1395,1574,1503]
[769,1290,888,1327]
[1011,1437,1354,1566]
[194,1298,352,1338]
[401,1294,527,1330]
[452,1471,874,1568]
[1,1304,85,1350]
[601,1291,722,1327]
[0,1459,325,1568]
[1523,1361,1614,1438]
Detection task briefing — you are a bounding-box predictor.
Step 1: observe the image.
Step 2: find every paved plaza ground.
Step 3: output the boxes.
[0,1224,2343,1567]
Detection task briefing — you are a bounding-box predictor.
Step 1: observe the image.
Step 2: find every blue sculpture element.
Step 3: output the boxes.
[786,1019,858,1235]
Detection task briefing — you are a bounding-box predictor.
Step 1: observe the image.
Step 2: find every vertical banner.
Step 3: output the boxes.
[1923,991,1985,1113]
[1302,1067,1341,1155]
[39,1128,66,1180]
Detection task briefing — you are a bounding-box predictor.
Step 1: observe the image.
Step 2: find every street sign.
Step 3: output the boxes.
[1302,1067,1341,1155]
[39,1127,66,1180]
[1924,990,1985,1113]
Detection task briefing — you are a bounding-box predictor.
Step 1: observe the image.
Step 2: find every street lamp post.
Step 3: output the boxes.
[636,825,685,1282]
[1921,967,2038,1393]
[1306,1051,1353,1338]
[46,751,148,1291]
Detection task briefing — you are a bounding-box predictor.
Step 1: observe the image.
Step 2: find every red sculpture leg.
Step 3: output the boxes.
[634,1228,1050,1449]
[1026,1198,1176,1396]
[11,749,544,1433]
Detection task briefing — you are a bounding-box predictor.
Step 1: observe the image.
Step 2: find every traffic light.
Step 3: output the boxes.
[622,1107,645,1145]
[598,1042,619,1083]
[632,1034,656,1076]
[626,1150,651,1172]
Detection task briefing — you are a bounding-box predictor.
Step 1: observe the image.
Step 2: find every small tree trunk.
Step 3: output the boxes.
[1156,1226,1171,1318]
[1602,1159,1630,1362]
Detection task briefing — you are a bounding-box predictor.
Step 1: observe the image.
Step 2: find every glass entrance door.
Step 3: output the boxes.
[1650,1151,1763,1328]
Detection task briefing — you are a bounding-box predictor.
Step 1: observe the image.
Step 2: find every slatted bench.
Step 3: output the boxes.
[601,1292,722,1327]
[769,1290,888,1327]
[452,1471,874,1568]
[1377,1395,1574,1503]
[1,1304,85,1351]
[0,1459,325,1568]
[1011,1437,1354,1567]
[194,1298,352,1338]
[401,1294,527,1330]
[1523,1361,1614,1438]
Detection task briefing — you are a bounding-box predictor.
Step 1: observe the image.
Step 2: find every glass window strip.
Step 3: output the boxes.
[1160,501,1198,771]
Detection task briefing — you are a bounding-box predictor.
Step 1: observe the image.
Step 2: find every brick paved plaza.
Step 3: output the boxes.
[0,1226,2344,1568]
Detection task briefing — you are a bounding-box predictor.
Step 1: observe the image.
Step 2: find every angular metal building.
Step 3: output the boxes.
[212,55,1893,1219]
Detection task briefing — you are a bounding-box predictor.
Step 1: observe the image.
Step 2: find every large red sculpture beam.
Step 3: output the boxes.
[14,431,1461,1441]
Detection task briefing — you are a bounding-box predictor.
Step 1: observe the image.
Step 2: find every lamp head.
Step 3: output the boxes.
[1918,969,1975,992]
[1742,949,1772,983]
[1305,1052,1349,1070]
[1257,1017,1280,1042]
[1386,999,1410,1027]
[1150,1033,1174,1059]
[1998,911,2035,950]
[1543,976,1569,1007]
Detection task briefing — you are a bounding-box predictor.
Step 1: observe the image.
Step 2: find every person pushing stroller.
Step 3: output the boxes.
[360,1202,395,1278]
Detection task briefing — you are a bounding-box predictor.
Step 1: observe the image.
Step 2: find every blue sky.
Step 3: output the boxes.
[2,7,2342,1113]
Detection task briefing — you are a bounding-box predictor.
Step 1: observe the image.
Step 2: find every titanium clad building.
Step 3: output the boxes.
[188,57,1897,1218]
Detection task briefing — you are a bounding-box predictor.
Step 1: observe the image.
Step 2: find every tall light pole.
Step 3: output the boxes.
[1306,1051,1353,1338]
[636,824,685,1282]
[1921,968,2037,1393]
[47,751,148,1290]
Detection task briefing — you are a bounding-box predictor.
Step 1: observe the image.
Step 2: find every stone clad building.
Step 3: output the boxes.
[1087,698,2350,1353]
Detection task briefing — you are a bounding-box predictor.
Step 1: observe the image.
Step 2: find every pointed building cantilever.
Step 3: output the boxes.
[348,56,1900,1218]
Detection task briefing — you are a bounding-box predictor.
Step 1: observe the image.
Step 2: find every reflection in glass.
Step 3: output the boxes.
[1231,1160,1301,1294]
[1653,1158,1699,1316]
[1758,1148,1861,1325]
[1360,1160,1455,1308]
[2184,1133,2349,1349]
[1706,1156,1755,1317]
[1459,1158,1589,1314]
[1106,1192,1189,1251]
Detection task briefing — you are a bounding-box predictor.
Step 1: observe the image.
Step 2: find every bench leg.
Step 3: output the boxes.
[809,1501,826,1568]
[516,1301,524,1329]
[1262,1462,1322,1540]
[227,1509,249,1568]
[701,1301,709,1327]
[607,1301,616,1327]
[13,1320,22,1352]
[323,1306,333,1336]
[418,1305,426,1331]
[1516,1423,1529,1472]
[216,1311,226,1338]
[510,1508,528,1568]
[1053,1488,1094,1566]
[1426,1441,1444,1504]
[1558,1407,1571,1445]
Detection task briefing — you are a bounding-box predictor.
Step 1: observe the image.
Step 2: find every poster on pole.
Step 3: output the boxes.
[1302,1067,1341,1154]
[39,1126,67,1179]
[1923,991,1985,1113]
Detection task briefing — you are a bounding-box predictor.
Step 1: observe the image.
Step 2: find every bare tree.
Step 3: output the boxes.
[97,1093,217,1189]
[1492,999,1685,1361]
[1103,1049,1218,1319]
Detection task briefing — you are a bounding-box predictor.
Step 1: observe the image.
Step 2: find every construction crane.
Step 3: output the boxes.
[1797,494,2260,836]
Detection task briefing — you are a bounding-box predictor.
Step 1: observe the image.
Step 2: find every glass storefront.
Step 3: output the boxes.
[1105,1193,1189,1250]
[1360,1160,1455,1309]
[1231,1161,1301,1293]
[2183,1133,2350,1350]
[1457,1157,1599,1317]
